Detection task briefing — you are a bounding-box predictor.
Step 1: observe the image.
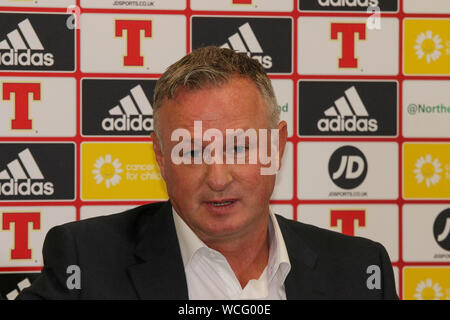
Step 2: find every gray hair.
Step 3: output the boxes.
[152,46,280,141]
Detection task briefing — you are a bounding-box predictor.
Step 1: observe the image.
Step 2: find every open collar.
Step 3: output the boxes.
[127,200,325,300]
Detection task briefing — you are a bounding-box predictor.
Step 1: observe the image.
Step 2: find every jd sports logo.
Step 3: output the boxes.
[0,144,75,200]
[0,13,75,71]
[82,79,155,136]
[434,208,450,251]
[220,22,272,69]
[299,0,398,11]
[192,17,292,74]
[329,145,368,189]
[298,81,397,136]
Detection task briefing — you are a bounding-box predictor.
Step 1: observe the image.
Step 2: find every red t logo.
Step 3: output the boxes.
[330,210,365,236]
[233,0,252,3]
[115,20,152,67]
[2,212,40,260]
[3,83,41,130]
[331,23,366,68]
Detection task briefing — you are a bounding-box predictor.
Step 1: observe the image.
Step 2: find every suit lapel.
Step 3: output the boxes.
[276,216,327,299]
[127,205,327,299]
[127,201,188,299]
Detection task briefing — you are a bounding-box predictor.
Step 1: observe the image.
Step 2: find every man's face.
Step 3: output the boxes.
[152,76,287,243]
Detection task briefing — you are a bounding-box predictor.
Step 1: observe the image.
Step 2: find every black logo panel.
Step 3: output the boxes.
[192,16,292,74]
[434,208,450,251]
[298,81,397,136]
[0,13,75,71]
[82,79,156,136]
[299,0,398,12]
[0,272,40,300]
[0,143,75,200]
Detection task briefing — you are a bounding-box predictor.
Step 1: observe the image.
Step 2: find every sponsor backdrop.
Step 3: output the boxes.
[0,0,448,300]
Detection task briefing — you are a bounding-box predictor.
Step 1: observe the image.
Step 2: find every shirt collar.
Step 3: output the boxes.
[172,208,205,268]
[172,207,291,281]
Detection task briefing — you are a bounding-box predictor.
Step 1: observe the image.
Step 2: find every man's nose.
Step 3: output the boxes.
[205,162,233,192]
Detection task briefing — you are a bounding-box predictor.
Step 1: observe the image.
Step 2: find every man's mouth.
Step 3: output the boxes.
[206,199,237,207]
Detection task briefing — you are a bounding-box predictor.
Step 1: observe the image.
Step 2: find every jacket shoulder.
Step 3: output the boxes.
[276,215,383,259]
[49,201,168,261]
[61,201,165,237]
[276,215,398,299]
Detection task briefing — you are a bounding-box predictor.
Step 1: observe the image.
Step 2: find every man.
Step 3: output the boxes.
[18,46,398,300]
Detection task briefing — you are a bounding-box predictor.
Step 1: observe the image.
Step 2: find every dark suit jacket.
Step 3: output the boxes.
[17,201,398,299]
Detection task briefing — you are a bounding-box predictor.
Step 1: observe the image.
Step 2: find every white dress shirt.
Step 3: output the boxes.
[172,208,291,300]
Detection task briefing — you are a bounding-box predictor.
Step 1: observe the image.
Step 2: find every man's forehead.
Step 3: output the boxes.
[162,85,266,119]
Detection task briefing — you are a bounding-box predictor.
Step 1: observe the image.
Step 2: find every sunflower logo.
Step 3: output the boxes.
[414,30,444,64]
[414,154,443,188]
[414,278,444,300]
[92,154,123,188]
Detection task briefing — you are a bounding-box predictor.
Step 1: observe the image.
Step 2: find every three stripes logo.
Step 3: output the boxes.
[192,17,292,74]
[0,148,54,196]
[220,22,272,69]
[0,273,40,300]
[0,18,54,67]
[318,86,378,133]
[5,278,31,300]
[82,79,156,136]
[102,84,154,132]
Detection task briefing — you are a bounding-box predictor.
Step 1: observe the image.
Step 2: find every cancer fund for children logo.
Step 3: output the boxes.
[403,143,450,199]
[92,154,123,189]
[81,142,168,200]
[403,267,450,300]
[404,19,450,75]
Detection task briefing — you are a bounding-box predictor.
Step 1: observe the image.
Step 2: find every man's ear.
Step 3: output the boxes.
[276,120,288,171]
[151,132,165,180]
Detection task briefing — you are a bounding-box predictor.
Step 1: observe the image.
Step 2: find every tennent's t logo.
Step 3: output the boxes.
[331,23,366,68]
[115,20,152,67]
[3,83,41,130]
[2,212,40,260]
[330,209,365,236]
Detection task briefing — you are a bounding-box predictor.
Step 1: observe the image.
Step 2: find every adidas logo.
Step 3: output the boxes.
[317,86,378,132]
[101,85,154,132]
[220,22,272,69]
[5,278,31,300]
[317,0,379,8]
[0,18,54,67]
[0,148,54,196]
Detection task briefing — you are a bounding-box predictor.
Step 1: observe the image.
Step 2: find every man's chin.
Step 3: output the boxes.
[196,213,256,241]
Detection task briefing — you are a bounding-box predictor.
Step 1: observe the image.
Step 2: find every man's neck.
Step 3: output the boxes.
[202,217,270,289]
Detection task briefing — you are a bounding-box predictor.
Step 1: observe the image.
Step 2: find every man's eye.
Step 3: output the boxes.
[185,150,201,158]
[234,145,248,153]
